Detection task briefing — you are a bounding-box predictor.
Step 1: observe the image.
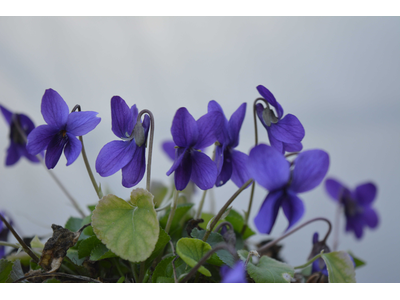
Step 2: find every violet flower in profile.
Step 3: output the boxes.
[26,89,101,169]
[0,105,40,166]
[166,107,223,191]
[96,96,150,188]
[220,261,247,283]
[208,101,250,188]
[248,144,329,234]
[325,178,378,239]
[255,85,305,153]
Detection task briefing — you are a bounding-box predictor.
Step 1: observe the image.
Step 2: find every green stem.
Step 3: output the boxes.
[139,261,146,283]
[0,241,19,248]
[165,188,179,234]
[79,136,102,199]
[130,262,138,283]
[294,251,325,270]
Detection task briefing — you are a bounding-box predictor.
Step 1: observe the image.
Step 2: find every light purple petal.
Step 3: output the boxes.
[228,103,246,148]
[111,96,136,138]
[45,133,68,169]
[215,148,232,187]
[290,150,330,193]
[325,178,347,202]
[121,146,146,188]
[66,111,101,136]
[355,183,377,206]
[208,100,229,145]
[171,108,198,148]
[174,150,192,191]
[0,105,13,125]
[26,125,59,155]
[221,261,246,283]
[283,141,303,153]
[95,140,136,176]
[363,208,378,229]
[256,85,284,119]
[248,144,290,191]
[190,150,217,190]
[195,111,224,149]
[166,147,187,176]
[64,133,82,166]
[268,131,284,153]
[281,192,305,231]
[214,145,224,176]
[254,190,284,234]
[41,89,69,128]
[162,140,176,161]
[230,150,251,188]
[5,142,22,166]
[269,114,305,144]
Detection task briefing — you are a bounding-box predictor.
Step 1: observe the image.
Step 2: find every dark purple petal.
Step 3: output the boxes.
[26,125,59,155]
[121,146,146,188]
[208,100,229,145]
[254,190,284,234]
[195,111,223,149]
[221,261,246,283]
[66,111,101,136]
[95,140,136,176]
[190,150,217,190]
[111,96,136,138]
[355,183,377,206]
[215,148,232,187]
[0,105,12,125]
[290,150,330,193]
[171,108,198,148]
[269,114,305,144]
[64,133,82,166]
[312,232,319,244]
[283,141,303,153]
[325,178,347,202]
[363,207,379,229]
[346,216,364,239]
[5,142,22,166]
[248,144,290,191]
[162,140,176,161]
[256,85,284,119]
[230,150,251,188]
[281,191,305,231]
[41,89,69,128]
[228,103,246,147]
[166,147,187,176]
[45,134,68,169]
[174,150,192,191]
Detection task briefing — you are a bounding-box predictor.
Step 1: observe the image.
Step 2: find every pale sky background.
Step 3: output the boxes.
[0,17,399,283]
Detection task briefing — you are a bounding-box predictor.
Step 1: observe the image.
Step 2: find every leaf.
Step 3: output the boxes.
[92,188,159,262]
[30,235,44,249]
[78,235,102,258]
[64,217,83,232]
[66,248,86,266]
[0,259,13,283]
[90,243,117,261]
[321,251,356,283]
[176,238,212,277]
[117,276,125,283]
[152,255,188,283]
[144,228,171,270]
[159,203,194,233]
[348,251,366,269]
[224,209,255,239]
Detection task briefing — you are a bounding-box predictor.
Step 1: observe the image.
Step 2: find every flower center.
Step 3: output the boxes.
[343,196,363,217]
[60,130,67,138]
[9,115,26,144]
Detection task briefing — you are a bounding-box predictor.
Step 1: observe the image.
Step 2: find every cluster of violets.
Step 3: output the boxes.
[0,85,379,282]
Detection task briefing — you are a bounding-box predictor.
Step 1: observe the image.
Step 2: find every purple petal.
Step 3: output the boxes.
[248,144,290,191]
[64,133,82,166]
[256,85,284,119]
[254,190,284,234]
[283,141,303,153]
[221,261,246,283]
[190,150,217,190]
[268,131,284,153]
[171,108,198,148]
[166,147,187,176]
[111,96,136,138]
[95,140,136,176]
[5,142,22,166]
[26,125,59,155]
[195,111,224,149]
[41,89,69,128]
[281,192,305,231]
[228,103,246,147]
[325,178,347,202]
[269,114,305,144]
[121,146,146,188]
[162,140,176,161]
[214,145,225,177]
[230,150,251,188]
[174,150,192,191]
[355,183,377,206]
[45,133,68,169]
[0,105,13,125]
[208,100,229,145]
[363,207,378,229]
[346,216,364,239]
[255,103,269,130]
[215,148,232,187]
[290,150,330,193]
[19,146,40,163]
[312,232,319,244]
[18,114,36,135]
[66,111,101,136]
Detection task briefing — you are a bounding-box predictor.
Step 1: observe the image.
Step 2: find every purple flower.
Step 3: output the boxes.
[96,96,150,188]
[248,144,329,234]
[220,261,247,283]
[208,101,251,188]
[309,232,329,276]
[0,105,40,166]
[166,107,222,191]
[325,178,378,239]
[26,89,101,169]
[162,140,176,161]
[0,211,13,259]
[255,85,305,153]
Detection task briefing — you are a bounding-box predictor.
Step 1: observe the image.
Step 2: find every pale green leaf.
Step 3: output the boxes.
[321,251,356,283]
[176,238,212,277]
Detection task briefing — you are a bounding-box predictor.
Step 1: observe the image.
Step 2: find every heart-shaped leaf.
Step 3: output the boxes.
[321,251,356,283]
[176,238,212,277]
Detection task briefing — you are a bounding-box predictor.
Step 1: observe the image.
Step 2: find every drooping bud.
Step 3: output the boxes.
[133,120,145,147]
[262,108,279,127]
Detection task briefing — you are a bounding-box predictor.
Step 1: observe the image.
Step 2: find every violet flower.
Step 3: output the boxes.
[26,89,100,169]
[96,96,150,188]
[0,105,40,166]
[309,232,329,276]
[208,101,250,188]
[248,144,329,234]
[166,107,222,191]
[255,85,305,153]
[220,261,247,283]
[325,178,378,239]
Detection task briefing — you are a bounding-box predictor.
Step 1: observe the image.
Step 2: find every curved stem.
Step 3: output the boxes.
[257,217,332,254]
[241,182,255,235]
[293,250,325,270]
[213,221,233,233]
[202,178,253,242]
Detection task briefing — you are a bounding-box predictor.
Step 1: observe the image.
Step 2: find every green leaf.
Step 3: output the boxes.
[348,251,366,268]
[117,276,125,283]
[88,204,96,212]
[30,235,44,249]
[64,217,83,232]
[224,209,255,239]
[152,255,188,283]
[237,249,248,262]
[144,228,171,270]
[66,248,86,266]
[176,238,212,277]
[90,243,117,261]
[321,251,356,283]
[92,188,159,262]
[78,235,102,258]
[0,259,13,283]
[81,215,94,238]
[160,203,194,233]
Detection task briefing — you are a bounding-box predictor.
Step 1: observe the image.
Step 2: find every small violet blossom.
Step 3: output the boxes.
[325,178,379,239]
[96,96,150,188]
[248,144,329,234]
[208,101,250,188]
[166,107,223,191]
[26,89,101,169]
[309,232,329,276]
[0,105,40,166]
[220,261,247,283]
[255,85,305,153]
